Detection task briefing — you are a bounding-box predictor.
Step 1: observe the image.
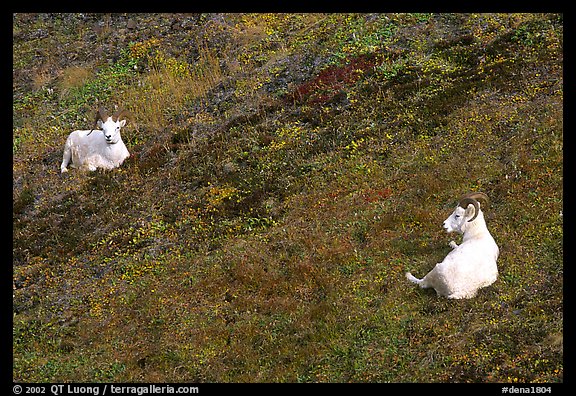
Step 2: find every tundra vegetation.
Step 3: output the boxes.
[13,13,562,382]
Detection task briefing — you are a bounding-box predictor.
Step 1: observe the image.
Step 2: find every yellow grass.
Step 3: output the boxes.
[122,43,222,131]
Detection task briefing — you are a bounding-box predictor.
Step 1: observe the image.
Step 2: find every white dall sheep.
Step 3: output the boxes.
[406,192,499,299]
[61,108,130,173]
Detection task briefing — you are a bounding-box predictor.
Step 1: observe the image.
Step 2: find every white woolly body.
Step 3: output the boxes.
[61,118,129,173]
[406,203,499,299]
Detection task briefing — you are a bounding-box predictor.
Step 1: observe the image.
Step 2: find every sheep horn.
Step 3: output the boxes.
[88,107,109,135]
[458,192,489,222]
[463,192,489,207]
[112,108,130,122]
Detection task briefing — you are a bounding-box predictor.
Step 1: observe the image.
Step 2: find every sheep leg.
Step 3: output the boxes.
[61,143,72,173]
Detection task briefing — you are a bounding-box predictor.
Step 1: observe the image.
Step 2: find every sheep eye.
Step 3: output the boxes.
[455,215,460,218]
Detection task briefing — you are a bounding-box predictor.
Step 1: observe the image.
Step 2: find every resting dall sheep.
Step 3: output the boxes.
[60,107,130,173]
[406,192,499,299]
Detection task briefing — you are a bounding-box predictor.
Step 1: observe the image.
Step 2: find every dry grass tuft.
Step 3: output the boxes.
[122,43,222,132]
[58,66,93,98]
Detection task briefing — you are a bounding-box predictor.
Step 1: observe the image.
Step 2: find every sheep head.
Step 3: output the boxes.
[458,192,489,223]
[88,107,130,142]
[87,107,130,144]
[443,192,489,234]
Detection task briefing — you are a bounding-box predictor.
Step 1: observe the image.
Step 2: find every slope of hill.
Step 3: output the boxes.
[13,13,562,382]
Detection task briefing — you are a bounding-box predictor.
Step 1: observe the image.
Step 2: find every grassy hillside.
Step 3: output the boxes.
[13,13,562,383]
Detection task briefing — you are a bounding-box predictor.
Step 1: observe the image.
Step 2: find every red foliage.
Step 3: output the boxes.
[361,187,392,203]
[288,53,382,105]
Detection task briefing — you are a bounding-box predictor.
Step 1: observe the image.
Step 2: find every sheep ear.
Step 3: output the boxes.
[464,204,476,221]
[97,120,103,128]
[119,119,127,127]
